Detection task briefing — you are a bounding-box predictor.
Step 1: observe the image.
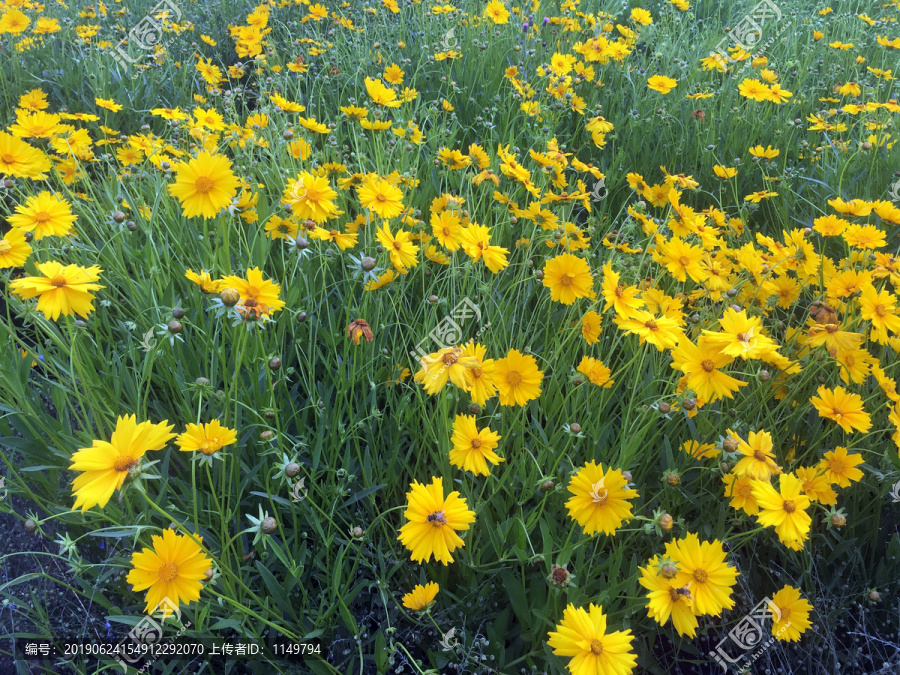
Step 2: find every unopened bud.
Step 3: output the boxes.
[285,462,300,478]
[658,402,671,414]
[261,517,278,534]
[220,288,240,306]
[24,519,37,533]
[352,526,364,539]
[661,563,678,579]
[659,513,674,531]
[666,473,681,487]
[831,513,846,528]
[723,437,739,452]
[541,479,555,491]
[260,430,274,441]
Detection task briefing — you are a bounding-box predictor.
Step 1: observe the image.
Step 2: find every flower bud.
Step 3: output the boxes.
[361,256,376,271]
[285,462,300,478]
[621,470,633,482]
[569,423,581,434]
[203,569,214,581]
[831,513,846,528]
[659,513,673,531]
[24,519,37,532]
[269,357,282,371]
[666,473,681,487]
[220,288,240,306]
[682,398,696,411]
[868,590,881,603]
[661,563,678,579]
[658,402,671,414]
[259,430,274,441]
[352,526,364,539]
[723,436,739,452]
[541,479,555,491]
[167,320,182,334]
[261,517,278,534]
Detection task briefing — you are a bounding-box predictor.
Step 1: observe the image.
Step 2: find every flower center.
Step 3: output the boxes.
[782,499,796,513]
[779,607,791,621]
[194,176,214,193]
[590,638,603,655]
[1,153,16,164]
[0,240,11,253]
[50,275,68,288]
[33,211,51,224]
[830,460,844,474]
[737,483,753,498]
[442,351,460,366]
[470,438,482,449]
[678,256,690,267]
[701,359,715,372]
[113,455,136,472]
[753,449,767,461]
[644,319,658,331]
[506,371,522,386]
[693,569,708,584]
[157,561,179,583]
[376,193,387,203]
[589,479,609,506]
[426,511,447,527]
[559,274,573,286]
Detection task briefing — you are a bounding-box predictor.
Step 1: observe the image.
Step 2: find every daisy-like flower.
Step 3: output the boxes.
[818,446,864,487]
[601,262,644,318]
[10,261,104,321]
[168,152,240,219]
[8,191,77,240]
[459,223,509,273]
[126,529,212,616]
[638,555,698,637]
[794,466,837,505]
[185,269,222,293]
[484,0,510,24]
[722,472,759,515]
[281,171,339,222]
[543,253,595,305]
[68,415,175,512]
[376,223,419,273]
[614,309,683,351]
[460,342,496,405]
[449,414,503,476]
[547,603,637,675]
[397,477,476,564]
[581,310,602,344]
[730,428,782,481]
[751,473,812,550]
[358,175,405,219]
[682,440,718,460]
[565,461,638,535]
[218,267,286,320]
[810,385,872,433]
[402,582,439,611]
[176,420,238,456]
[769,585,813,642]
[647,75,678,94]
[494,349,543,406]
[431,210,462,250]
[0,227,31,268]
[670,338,747,403]
[364,77,401,108]
[413,346,479,395]
[701,308,778,359]
[666,533,739,617]
[0,132,52,179]
[713,165,737,179]
[576,356,614,388]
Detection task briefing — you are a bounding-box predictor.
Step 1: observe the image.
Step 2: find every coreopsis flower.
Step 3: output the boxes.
[494,349,543,406]
[810,385,872,433]
[459,223,509,273]
[8,191,77,240]
[376,223,419,273]
[346,318,374,345]
[397,477,476,564]
[770,586,813,642]
[402,582,439,611]
[168,152,240,219]
[713,165,737,179]
[431,210,462,250]
[751,473,812,550]
[0,131,52,179]
[858,284,900,341]
[69,415,176,512]
[547,603,637,675]
[818,446,864,487]
[10,261,104,321]
[576,356,614,388]
[794,466,837,505]
[647,75,677,94]
[600,262,644,318]
[449,414,503,476]
[484,0,510,23]
[126,529,212,616]
[730,428,782,481]
[0,227,31,268]
[413,346,479,395]
[358,175,405,219]
[638,555,698,637]
[631,7,653,25]
[176,420,238,456]
[543,253,595,305]
[282,172,339,222]
[218,267,286,320]
[614,309,683,351]
[722,473,760,515]
[364,77,401,107]
[565,461,638,536]
[682,440,718,460]
[701,308,778,359]
[460,342,496,405]
[185,269,222,293]
[670,338,747,402]
[666,533,739,616]
[581,310,603,344]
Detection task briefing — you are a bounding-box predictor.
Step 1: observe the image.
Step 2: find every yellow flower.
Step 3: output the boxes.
[460,342,496,405]
[543,253,595,305]
[638,555,698,637]
[666,533,739,616]
[376,223,419,273]
[670,338,747,403]
[364,77,401,108]
[565,461,638,535]
[818,446,864,487]
[282,172,339,222]
[10,261,104,321]
[484,0,510,24]
[547,603,637,675]
[218,267,286,320]
[647,75,677,94]
[751,473,812,549]
[176,420,238,456]
[723,472,759,515]
[8,191,77,240]
[810,385,872,433]
[581,310,603,344]
[731,428,782,481]
[397,477,476,564]
[0,131,52,179]
[68,415,175,512]
[0,227,31,268]
[601,262,645,318]
[413,346,479,395]
[358,175,405,219]
[126,529,212,616]
[402,582,439,611]
[449,414,503,476]
[167,152,239,219]
[576,356,614,388]
[494,349,543,406]
[713,165,737,179]
[770,585,813,642]
[185,269,222,293]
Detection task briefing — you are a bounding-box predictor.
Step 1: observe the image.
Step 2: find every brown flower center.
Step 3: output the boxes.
[779,607,791,621]
[590,638,603,655]
[506,371,522,385]
[559,274,573,286]
[737,483,753,498]
[701,359,716,372]
[753,449,767,461]
[50,274,68,288]
[644,319,658,331]
[830,460,844,474]
[426,511,447,527]
[194,176,215,194]
[1,154,16,164]
[113,455,137,472]
[693,569,708,583]
[157,561,179,583]
[782,499,796,513]
[32,211,51,224]
[470,438,482,449]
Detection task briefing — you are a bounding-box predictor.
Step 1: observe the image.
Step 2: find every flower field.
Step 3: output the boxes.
[1,0,900,673]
